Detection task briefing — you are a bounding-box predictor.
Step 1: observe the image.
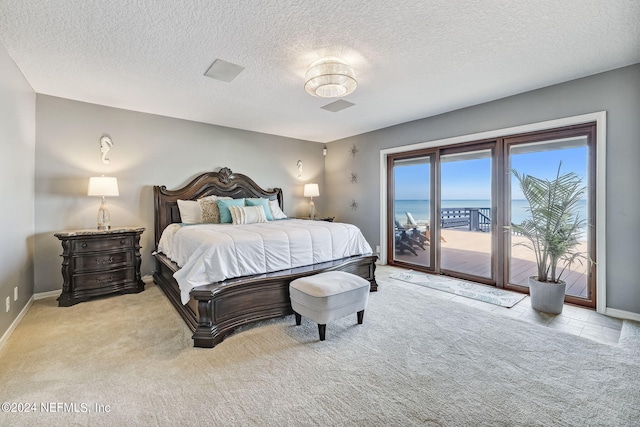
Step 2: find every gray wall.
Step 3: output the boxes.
[327,64,640,315]
[34,96,325,293]
[0,43,36,336]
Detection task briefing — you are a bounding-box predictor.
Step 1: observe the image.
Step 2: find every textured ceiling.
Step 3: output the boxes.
[1,0,639,143]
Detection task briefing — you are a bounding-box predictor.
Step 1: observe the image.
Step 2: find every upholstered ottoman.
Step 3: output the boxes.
[289,271,370,341]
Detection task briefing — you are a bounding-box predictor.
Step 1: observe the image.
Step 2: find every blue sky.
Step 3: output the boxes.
[394,146,588,200]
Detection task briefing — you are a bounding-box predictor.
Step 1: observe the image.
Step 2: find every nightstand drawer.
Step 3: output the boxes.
[74,251,133,273]
[74,268,135,291]
[72,235,134,253]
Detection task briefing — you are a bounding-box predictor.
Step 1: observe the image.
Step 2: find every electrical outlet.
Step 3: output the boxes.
[375,245,380,254]
[5,296,9,313]
[14,287,18,301]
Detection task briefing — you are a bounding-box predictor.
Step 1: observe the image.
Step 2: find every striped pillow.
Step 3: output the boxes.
[229,205,267,225]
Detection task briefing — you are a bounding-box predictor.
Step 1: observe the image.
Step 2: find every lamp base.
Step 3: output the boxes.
[309,200,316,220]
[96,201,112,231]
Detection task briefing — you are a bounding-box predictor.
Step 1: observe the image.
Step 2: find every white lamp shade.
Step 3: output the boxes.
[303,183,319,198]
[88,176,119,197]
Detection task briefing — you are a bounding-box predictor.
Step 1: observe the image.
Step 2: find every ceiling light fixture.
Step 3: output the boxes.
[304,57,357,98]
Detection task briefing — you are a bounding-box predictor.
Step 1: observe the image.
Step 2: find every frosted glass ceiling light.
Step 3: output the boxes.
[304,57,357,98]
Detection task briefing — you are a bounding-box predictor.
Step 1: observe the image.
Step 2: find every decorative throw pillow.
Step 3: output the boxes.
[229,205,267,225]
[245,198,274,221]
[268,199,287,219]
[198,195,231,223]
[217,198,245,223]
[177,199,202,224]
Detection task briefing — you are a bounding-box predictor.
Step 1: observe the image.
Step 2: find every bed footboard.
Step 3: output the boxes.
[153,253,377,348]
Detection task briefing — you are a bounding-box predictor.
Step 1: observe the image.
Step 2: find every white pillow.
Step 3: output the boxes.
[268,199,287,219]
[177,199,202,224]
[229,205,267,225]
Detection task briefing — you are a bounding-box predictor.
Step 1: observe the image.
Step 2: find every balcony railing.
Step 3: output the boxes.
[440,207,491,232]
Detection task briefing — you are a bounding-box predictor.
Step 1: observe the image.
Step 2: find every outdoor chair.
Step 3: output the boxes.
[405,212,447,244]
[395,219,423,255]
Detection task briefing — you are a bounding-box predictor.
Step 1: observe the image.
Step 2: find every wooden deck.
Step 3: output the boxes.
[394,229,588,298]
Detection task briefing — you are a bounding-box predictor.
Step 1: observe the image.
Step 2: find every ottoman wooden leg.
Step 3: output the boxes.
[357,310,365,324]
[318,324,326,341]
[294,312,302,326]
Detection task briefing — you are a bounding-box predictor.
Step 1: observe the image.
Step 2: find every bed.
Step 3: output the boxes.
[152,167,378,348]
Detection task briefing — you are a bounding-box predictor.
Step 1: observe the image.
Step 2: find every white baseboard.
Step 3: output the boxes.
[603,307,640,322]
[0,296,35,351]
[1,289,60,350]
[142,274,154,284]
[34,290,61,300]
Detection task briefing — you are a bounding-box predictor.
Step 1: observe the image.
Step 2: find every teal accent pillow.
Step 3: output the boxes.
[245,198,274,221]
[217,198,245,223]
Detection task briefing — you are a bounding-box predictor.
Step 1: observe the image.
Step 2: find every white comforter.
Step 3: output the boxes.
[157,219,373,304]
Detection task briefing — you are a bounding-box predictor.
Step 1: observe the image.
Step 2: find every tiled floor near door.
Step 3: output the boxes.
[378,264,622,345]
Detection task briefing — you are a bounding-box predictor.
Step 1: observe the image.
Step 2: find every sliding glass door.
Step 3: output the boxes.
[387,123,597,307]
[387,143,496,283]
[390,155,434,270]
[505,127,596,306]
[440,147,494,282]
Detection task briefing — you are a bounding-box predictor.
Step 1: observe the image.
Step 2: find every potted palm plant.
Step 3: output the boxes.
[511,163,588,314]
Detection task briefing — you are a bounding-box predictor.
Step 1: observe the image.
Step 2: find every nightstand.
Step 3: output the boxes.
[54,227,145,307]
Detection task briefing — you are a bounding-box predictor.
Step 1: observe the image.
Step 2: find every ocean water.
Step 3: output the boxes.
[395,199,587,226]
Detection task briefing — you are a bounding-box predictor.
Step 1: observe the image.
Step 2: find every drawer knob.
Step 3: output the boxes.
[120,239,126,245]
[81,243,88,248]
[96,257,114,265]
[96,275,114,283]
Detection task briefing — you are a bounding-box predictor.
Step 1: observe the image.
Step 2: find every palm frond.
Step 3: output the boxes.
[512,162,587,283]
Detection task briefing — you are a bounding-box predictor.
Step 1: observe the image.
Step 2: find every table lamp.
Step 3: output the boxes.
[88,176,119,230]
[303,183,319,220]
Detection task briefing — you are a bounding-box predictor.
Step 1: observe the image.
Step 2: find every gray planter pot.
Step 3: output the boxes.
[528,277,566,314]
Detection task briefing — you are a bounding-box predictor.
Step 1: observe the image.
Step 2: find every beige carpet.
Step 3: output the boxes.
[0,277,639,426]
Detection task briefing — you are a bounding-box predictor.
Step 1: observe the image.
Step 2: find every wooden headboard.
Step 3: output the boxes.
[153,167,283,249]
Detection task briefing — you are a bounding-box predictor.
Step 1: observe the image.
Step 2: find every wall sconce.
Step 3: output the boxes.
[100,135,113,164]
[303,183,320,220]
[323,146,327,156]
[88,176,119,230]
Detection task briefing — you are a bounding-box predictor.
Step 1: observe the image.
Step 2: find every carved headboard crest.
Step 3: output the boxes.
[218,167,233,184]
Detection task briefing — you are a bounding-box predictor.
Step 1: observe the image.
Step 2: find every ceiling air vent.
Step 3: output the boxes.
[321,99,355,112]
[204,59,245,82]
